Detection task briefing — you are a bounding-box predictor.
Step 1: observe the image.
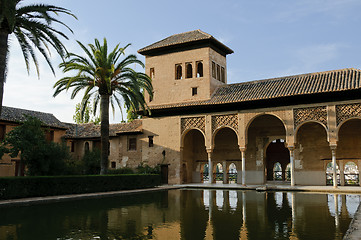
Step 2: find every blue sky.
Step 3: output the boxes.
[4,0,361,123]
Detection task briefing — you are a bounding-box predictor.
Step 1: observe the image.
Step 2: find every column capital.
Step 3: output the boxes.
[330,144,337,151]
[287,146,295,151]
[239,146,246,152]
[206,148,213,154]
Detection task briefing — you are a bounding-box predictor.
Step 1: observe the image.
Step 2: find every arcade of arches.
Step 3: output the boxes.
[180,104,361,187]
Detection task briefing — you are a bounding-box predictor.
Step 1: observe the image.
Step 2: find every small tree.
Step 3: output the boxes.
[73,102,100,124]
[2,115,70,176]
[82,148,101,174]
[126,105,140,122]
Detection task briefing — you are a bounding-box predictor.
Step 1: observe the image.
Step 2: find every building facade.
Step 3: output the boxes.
[1,30,361,187]
[138,30,361,186]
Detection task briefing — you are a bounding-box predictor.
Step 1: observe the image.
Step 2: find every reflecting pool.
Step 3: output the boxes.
[0,189,359,240]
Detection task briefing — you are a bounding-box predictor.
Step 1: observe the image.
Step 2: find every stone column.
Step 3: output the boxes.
[207,149,213,184]
[240,147,246,185]
[339,161,345,186]
[288,146,295,186]
[222,161,228,184]
[331,145,337,188]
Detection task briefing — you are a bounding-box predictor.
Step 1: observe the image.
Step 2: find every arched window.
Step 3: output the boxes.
[84,142,90,153]
[286,163,291,181]
[344,162,359,186]
[202,163,209,182]
[228,163,237,183]
[215,163,223,183]
[175,64,182,80]
[326,162,340,186]
[196,61,203,77]
[186,63,192,78]
[273,162,282,180]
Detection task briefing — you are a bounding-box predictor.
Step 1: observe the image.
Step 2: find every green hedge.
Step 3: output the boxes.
[0,174,161,200]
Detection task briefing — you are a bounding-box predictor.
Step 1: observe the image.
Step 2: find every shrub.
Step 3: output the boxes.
[0,174,161,200]
[82,149,101,174]
[107,167,134,174]
[136,163,160,174]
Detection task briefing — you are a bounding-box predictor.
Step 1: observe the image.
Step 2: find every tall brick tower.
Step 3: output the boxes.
[138,30,233,106]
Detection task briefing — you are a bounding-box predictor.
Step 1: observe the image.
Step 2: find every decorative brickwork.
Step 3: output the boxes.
[294,106,327,128]
[212,114,238,133]
[336,103,361,126]
[181,116,205,134]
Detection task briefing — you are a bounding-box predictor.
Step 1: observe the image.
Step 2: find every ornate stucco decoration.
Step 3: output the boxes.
[336,103,361,126]
[212,114,238,133]
[293,106,327,129]
[181,116,206,134]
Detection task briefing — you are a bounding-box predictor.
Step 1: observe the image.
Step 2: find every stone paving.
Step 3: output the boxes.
[177,183,361,194]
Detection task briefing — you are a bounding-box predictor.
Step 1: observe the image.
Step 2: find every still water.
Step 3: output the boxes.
[0,189,359,240]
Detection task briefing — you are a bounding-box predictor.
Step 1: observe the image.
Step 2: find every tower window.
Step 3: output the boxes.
[196,61,203,77]
[216,64,220,81]
[71,141,75,152]
[212,61,216,78]
[175,64,182,80]
[221,67,225,83]
[150,68,155,79]
[192,87,198,96]
[148,136,154,147]
[186,63,193,78]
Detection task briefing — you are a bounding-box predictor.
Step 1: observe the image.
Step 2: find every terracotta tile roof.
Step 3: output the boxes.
[65,119,142,139]
[138,29,233,55]
[149,68,361,110]
[0,106,67,129]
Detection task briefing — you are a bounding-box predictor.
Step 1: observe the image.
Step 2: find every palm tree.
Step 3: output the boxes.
[0,0,76,114]
[53,38,153,175]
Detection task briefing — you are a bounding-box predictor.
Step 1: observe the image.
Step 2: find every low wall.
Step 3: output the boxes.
[295,171,325,185]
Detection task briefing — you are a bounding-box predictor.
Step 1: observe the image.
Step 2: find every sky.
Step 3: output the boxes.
[4,0,361,123]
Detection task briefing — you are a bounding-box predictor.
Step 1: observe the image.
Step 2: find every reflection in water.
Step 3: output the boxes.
[216,190,223,209]
[229,190,237,211]
[0,190,359,240]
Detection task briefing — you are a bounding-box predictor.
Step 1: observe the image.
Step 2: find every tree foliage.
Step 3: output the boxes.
[126,105,140,122]
[73,102,100,124]
[0,0,76,113]
[53,38,153,175]
[1,115,70,176]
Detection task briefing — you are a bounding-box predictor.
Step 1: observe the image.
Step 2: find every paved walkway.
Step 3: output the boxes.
[177,183,361,194]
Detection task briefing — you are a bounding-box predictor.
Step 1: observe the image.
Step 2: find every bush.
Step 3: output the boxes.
[0,174,161,200]
[107,167,134,174]
[82,149,101,174]
[27,142,70,176]
[136,163,160,174]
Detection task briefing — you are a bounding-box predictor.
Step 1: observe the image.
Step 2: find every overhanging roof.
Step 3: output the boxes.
[138,29,233,56]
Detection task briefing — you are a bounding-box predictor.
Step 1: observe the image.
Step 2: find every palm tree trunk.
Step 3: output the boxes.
[0,29,9,116]
[100,94,110,175]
